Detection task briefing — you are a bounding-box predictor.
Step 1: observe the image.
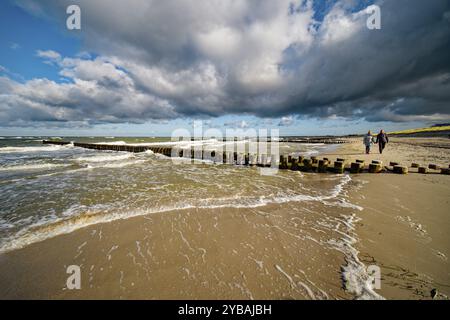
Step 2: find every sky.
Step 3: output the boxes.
[0,0,449,137]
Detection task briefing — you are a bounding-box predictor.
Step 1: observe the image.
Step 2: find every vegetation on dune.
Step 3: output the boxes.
[389,126,450,135]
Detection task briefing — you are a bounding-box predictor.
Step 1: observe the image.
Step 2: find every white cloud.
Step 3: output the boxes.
[279,116,294,126]
[0,54,178,126]
[1,0,449,127]
[36,49,61,61]
[239,120,249,129]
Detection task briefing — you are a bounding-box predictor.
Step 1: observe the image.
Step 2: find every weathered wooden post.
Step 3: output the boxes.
[290,157,299,171]
[369,162,383,173]
[227,151,235,164]
[350,162,363,174]
[393,165,408,174]
[334,161,345,174]
[302,158,312,172]
[318,160,328,173]
[249,154,257,166]
[298,156,305,167]
[236,153,245,165]
[279,155,288,170]
[258,154,267,167]
[418,167,429,174]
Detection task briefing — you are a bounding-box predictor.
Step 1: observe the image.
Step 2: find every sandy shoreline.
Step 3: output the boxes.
[321,137,450,299]
[0,204,355,299]
[0,137,449,300]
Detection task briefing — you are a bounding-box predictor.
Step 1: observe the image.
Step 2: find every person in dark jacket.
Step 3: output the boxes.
[376,130,389,154]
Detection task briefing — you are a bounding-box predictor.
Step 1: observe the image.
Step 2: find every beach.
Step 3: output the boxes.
[322,137,450,299]
[0,137,449,300]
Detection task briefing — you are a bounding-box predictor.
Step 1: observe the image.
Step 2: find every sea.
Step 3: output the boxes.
[0,136,382,299]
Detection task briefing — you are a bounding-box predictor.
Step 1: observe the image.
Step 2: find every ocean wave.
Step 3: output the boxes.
[0,163,69,172]
[0,174,360,254]
[94,141,127,145]
[0,145,71,153]
[0,203,196,254]
[129,139,220,147]
[75,153,135,163]
[87,159,146,169]
[128,138,252,149]
[46,159,146,173]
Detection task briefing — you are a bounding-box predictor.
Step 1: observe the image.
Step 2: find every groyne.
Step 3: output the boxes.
[43,140,450,175]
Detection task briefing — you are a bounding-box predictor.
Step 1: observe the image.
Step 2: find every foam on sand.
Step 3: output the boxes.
[329,214,385,300]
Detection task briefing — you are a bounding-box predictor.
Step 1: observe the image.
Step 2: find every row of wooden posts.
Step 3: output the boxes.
[278,157,450,175]
[43,140,450,175]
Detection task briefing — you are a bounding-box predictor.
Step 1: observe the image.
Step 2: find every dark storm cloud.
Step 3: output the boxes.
[1,0,449,127]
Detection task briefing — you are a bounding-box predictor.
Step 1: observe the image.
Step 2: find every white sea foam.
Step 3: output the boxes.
[0,202,197,253]
[329,214,385,300]
[0,163,69,172]
[0,145,70,153]
[0,174,359,254]
[130,139,220,147]
[92,160,146,169]
[75,153,135,163]
[94,141,127,145]
[123,138,252,150]
[76,160,146,170]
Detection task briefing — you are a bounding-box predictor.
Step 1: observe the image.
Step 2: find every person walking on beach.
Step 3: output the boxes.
[376,129,389,154]
[363,131,375,154]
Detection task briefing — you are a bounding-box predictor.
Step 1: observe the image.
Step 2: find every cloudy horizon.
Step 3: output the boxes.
[1,0,449,136]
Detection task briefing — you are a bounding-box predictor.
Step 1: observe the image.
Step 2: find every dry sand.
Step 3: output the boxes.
[321,136,450,168]
[321,136,450,299]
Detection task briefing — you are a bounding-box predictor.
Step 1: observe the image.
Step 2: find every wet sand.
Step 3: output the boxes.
[351,173,450,299]
[0,204,354,300]
[0,137,449,300]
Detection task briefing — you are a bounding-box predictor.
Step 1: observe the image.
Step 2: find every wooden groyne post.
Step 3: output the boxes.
[42,140,450,176]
